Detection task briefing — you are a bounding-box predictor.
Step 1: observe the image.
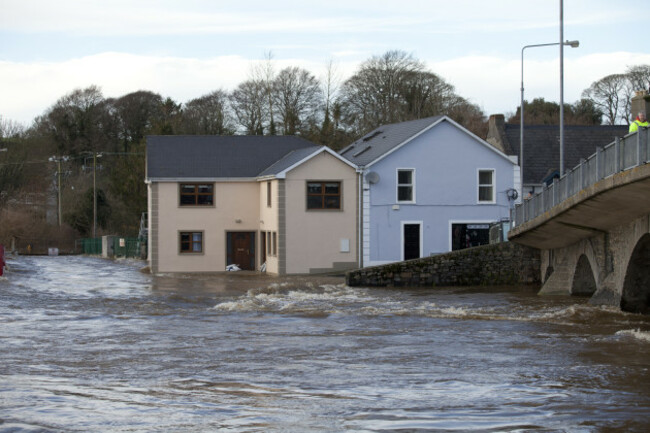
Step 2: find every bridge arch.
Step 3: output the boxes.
[571,254,597,297]
[621,233,650,314]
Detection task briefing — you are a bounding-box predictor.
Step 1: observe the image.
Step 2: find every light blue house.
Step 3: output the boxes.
[340,116,520,267]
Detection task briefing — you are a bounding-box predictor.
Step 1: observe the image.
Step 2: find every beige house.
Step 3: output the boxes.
[146,135,360,275]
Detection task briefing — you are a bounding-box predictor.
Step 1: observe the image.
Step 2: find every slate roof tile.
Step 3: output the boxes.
[146,135,317,179]
[258,146,324,177]
[339,116,444,166]
[503,124,629,185]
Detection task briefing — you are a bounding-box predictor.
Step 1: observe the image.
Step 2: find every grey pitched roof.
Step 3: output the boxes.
[502,124,629,185]
[258,146,323,177]
[146,135,317,179]
[339,116,444,166]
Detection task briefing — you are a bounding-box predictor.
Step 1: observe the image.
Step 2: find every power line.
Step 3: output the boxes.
[0,152,144,167]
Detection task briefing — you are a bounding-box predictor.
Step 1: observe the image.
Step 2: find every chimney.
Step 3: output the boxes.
[631,90,650,121]
[486,114,510,154]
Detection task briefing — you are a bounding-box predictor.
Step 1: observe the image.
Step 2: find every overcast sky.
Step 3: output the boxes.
[1,0,648,126]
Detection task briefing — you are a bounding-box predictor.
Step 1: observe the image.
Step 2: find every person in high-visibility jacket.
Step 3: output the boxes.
[629,111,649,133]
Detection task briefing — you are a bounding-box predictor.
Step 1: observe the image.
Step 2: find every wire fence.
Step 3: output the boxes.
[76,238,102,255]
[112,237,142,258]
[512,129,650,226]
[76,236,145,258]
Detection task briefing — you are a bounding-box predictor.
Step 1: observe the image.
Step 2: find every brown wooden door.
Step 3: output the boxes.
[227,232,255,270]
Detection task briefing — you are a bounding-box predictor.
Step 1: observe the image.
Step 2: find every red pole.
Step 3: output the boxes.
[0,244,5,277]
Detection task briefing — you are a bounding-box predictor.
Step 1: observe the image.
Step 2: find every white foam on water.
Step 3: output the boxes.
[214,283,376,314]
[212,281,648,331]
[616,329,650,343]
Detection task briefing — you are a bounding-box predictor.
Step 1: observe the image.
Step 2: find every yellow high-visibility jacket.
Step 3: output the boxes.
[629,119,649,133]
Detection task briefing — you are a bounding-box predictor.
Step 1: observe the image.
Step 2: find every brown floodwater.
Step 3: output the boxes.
[1,255,649,432]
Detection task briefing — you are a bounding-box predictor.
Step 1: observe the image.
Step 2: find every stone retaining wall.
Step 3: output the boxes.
[346,242,541,287]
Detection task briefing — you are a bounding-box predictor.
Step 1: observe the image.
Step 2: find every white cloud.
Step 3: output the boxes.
[0,52,357,124]
[430,51,650,117]
[0,53,247,124]
[2,49,649,126]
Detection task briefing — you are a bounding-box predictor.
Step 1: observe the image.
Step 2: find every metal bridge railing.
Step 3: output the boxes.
[512,128,650,227]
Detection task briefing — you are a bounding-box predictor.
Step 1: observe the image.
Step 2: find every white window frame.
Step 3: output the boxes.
[448,219,493,252]
[477,168,495,204]
[396,168,416,203]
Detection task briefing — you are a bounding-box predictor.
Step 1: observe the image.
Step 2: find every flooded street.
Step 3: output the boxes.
[1,256,649,432]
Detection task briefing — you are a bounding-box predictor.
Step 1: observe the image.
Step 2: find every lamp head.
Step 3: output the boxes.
[565,40,579,48]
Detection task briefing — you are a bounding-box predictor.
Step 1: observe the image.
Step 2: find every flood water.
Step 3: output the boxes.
[1,255,649,432]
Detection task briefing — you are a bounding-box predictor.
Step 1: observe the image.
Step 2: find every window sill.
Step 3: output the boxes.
[179,205,216,208]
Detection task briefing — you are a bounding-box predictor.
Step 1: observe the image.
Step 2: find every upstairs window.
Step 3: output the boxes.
[397,169,414,202]
[478,170,495,203]
[307,181,341,210]
[267,182,272,207]
[180,183,214,206]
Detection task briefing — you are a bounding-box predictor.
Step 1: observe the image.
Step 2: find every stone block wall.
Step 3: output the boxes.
[346,242,540,287]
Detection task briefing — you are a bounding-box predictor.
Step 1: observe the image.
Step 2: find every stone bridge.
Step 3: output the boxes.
[509,131,650,314]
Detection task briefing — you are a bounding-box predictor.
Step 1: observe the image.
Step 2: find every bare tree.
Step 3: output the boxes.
[272,67,323,135]
[339,50,485,136]
[230,80,268,135]
[0,116,25,140]
[626,64,650,92]
[402,70,456,119]
[582,74,628,125]
[181,90,235,135]
[317,59,344,146]
[250,51,277,135]
[340,50,425,134]
[322,59,341,125]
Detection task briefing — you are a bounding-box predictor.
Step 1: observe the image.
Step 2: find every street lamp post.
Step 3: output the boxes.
[520,39,578,195]
[560,0,564,177]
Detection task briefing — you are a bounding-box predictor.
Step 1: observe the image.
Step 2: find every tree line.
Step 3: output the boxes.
[509,65,650,126]
[1,50,649,244]
[581,65,650,125]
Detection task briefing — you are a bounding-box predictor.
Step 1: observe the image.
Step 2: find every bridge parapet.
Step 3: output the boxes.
[512,128,649,227]
[508,127,650,313]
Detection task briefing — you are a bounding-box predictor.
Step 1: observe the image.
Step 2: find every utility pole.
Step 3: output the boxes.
[49,156,68,227]
[84,152,102,238]
[93,152,97,238]
[91,152,103,238]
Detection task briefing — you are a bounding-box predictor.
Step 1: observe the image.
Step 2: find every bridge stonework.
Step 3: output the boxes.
[539,212,650,312]
[510,160,650,314]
